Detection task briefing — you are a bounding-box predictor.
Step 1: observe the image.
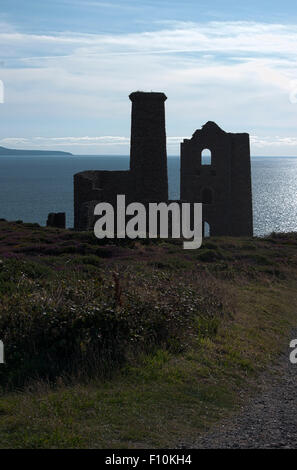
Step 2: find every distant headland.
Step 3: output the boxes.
[0,146,72,156]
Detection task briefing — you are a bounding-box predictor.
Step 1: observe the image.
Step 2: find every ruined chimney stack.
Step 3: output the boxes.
[129,91,168,202]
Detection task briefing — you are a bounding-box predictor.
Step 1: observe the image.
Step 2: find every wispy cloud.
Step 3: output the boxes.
[59,0,136,10]
[2,21,297,57]
[251,135,297,148]
[2,135,297,157]
[0,135,188,147]
[1,20,297,155]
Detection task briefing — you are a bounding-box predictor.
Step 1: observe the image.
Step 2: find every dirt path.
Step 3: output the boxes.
[189,339,297,449]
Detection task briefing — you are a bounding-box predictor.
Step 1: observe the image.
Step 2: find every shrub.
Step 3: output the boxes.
[0,267,225,389]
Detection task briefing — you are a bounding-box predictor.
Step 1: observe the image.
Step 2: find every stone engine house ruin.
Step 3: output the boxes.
[74,91,253,237]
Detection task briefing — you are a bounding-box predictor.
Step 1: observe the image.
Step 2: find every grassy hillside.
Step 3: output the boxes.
[0,219,297,448]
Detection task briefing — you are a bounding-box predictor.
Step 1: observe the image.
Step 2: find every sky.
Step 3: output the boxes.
[0,0,297,155]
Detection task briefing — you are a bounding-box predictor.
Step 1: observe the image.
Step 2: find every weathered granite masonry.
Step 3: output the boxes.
[129,91,168,202]
[74,91,168,231]
[181,121,253,236]
[74,93,253,237]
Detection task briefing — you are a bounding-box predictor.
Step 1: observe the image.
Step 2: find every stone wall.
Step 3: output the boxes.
[74,94,253,237]
[180,121,253,237]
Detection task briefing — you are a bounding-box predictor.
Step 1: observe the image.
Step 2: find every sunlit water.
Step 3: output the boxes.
[0,155,296,236]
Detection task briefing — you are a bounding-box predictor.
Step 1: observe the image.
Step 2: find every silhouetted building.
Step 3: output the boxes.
[129,91,168,202]
[180,121,253,236]
[74,92,253,237]
[74,91,168,231]
[47,212,66,229]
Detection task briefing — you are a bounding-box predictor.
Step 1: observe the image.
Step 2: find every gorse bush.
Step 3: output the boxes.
[0,257,226,389]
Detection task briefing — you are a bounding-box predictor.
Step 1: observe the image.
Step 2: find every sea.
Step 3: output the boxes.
[0,155,296,237]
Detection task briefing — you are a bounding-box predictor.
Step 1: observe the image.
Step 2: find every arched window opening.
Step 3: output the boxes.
[202,187,213,204]
[204,222,210,238]
[201,148,212,165]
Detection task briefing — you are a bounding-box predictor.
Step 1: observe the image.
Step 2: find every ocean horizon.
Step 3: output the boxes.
[0,154,296,236]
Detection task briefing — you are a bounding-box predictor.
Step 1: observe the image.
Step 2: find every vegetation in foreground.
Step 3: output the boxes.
[0,219,297,448]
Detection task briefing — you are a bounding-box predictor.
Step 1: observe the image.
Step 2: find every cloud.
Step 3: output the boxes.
[2,20,297,57]
[1,20,297,155]
[0,135,188,147]
[0,137,30,145]
[1,134,297,157]
[59,0,136,10]
[251,135,297,148]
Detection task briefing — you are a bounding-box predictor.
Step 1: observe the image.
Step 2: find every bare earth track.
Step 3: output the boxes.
[189,339,297,449]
